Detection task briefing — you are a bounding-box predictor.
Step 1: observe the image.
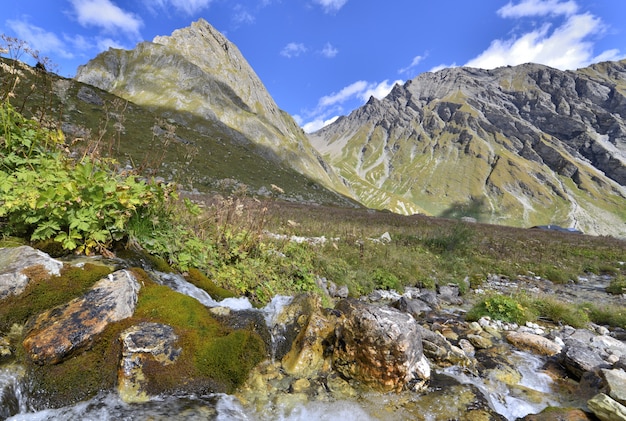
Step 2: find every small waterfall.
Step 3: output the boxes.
[439,350,558,420]
[1,365,28,420]
[154,271,253,310]
[260,295,293,361]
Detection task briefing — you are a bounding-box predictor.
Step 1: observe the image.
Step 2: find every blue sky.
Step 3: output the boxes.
[2,0,625,132]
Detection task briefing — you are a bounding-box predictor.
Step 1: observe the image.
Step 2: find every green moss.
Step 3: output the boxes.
[28,318,132,408]
[185,267,236,301]
[0,263,113,332]
[132,274,267,394]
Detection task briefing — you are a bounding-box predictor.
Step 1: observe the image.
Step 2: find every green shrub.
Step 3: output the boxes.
[0,101,165,254]
[531,297,589,328]
[606,276,626,295]
[466,294,537,325]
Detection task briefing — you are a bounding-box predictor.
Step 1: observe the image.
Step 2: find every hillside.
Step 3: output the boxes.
[74,19,354,205]
[309,61,626,237]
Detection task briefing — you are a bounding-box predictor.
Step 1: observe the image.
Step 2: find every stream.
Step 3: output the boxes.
[0,271,598,420]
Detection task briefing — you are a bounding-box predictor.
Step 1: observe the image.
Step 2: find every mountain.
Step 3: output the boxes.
[74,19,354,205]
[309,61,626,237]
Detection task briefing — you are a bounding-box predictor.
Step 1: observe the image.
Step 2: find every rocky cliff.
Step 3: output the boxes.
[309,61,626,236]
[75,19,352,201]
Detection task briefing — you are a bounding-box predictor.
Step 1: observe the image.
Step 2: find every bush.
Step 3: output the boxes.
[466,294,537,325]
[606,276,626,295]
[0,101,165,254]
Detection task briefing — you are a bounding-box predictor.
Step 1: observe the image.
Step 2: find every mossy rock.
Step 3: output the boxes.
[0,263,113,333]
[185,267,237,301]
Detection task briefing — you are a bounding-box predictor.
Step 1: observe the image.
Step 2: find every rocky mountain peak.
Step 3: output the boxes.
[310,60,626,236]
[76,20,352,201]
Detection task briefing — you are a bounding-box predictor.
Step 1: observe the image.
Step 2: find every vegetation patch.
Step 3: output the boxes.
[132,271,267,394]
[466,294,537,325]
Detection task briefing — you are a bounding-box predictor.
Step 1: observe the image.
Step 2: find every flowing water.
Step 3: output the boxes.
[1,273,578,420]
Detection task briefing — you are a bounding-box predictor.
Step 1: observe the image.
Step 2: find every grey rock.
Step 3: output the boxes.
[587,393,626,421]
[0,246,63,300]
[392,296,432,318]
[563,340,611,379]
[118,322,181,403]
[601,368,626,406]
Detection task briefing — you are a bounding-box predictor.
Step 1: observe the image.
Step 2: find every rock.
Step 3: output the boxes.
[587,393,626,421]
[467,334,493,349]
[505,331,563,356]
[270,294,322,362]
[520,407,594,420]
[333,298,430,392]
[0,336,12,362]
[118,322,181,403]
[418,325,474,368]
[438,284,463,305]
[392,296,432,318]
[22,270,140,365]
[0,246,63,300]
[417,290,439,309]
[601,369,626,406]
[281,307,337,378]
[76,86,104,106]
[563,340,611,379]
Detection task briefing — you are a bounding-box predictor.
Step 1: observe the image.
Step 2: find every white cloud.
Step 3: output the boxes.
[280,42,307,58]
[70,0,143,36]
[313,0,348,14]
[148,0,212,15]
[232,4,255,26]
[302,115,339,133]
[6,19,74,59]
[399,53,427,75]
[298,79,402,132]
[321,42,338,58]
[359,79,403,102]
[466,3,624,70]
[319,80,369,107]
[498,0,578,18]
[96,37,126,51]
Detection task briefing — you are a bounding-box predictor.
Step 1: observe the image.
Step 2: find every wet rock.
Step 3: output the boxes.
[601,368,626,406]
[417,289,439,309]
[22,269,140,365]
[0,246,63,300]
[0,336,12,362]
[270,294,321,362]
[587,393,626,421]
[417,325,474,368]
[520,407,594,420]
[563,340,611,379]
[281,306,337,378]
[505,331,563,356]
[392,296,432,318]
[467,333,493,349]
[333,298,430,392]
[118,322,181,403]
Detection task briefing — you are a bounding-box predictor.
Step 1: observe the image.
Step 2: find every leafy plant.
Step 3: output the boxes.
[466,294,537,325]
[606,276,626,295]
[0,100,165,254]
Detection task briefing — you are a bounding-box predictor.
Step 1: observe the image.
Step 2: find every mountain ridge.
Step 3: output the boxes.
[75,19,353,202]
[309,60,626,236]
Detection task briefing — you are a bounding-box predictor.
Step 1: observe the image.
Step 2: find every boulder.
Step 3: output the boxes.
[0,246,63,300]
[505,331,563,356]
[332,298,430,392]
[587,393,626,421]
[601,369,626,406]
[520,407,594,420]
[22,270,140,364]
[392,296,432,318]
[118,322,181,403]
[563,340,610,379]
[281,307,338,378]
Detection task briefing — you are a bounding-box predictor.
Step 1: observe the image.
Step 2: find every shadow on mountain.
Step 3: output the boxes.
[438,197,489,222]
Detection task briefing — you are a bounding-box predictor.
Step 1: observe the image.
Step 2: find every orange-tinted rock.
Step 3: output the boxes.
[22,270,140,365]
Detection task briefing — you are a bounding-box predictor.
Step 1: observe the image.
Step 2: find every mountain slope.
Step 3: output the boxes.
[309,61,626,236]
[75,19,353,203]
